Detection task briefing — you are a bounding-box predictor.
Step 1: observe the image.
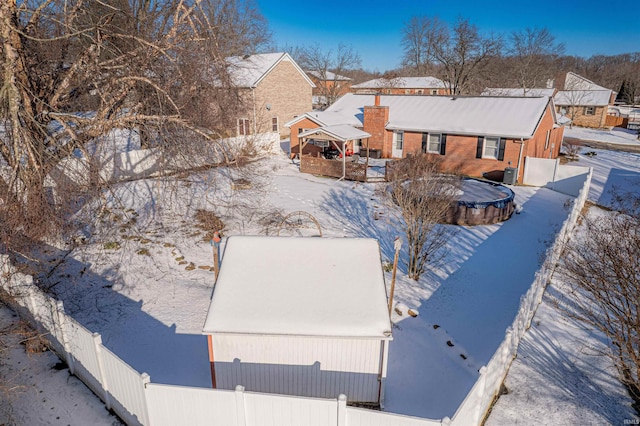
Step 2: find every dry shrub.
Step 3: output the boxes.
[194,210,225,242]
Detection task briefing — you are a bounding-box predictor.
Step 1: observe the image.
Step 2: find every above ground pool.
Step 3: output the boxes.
[445,178,515,225]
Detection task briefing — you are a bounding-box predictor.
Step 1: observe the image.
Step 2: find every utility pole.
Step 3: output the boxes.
[388,237,402,315]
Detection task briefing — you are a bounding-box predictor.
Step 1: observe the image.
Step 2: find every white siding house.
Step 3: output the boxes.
[202,236,392,406]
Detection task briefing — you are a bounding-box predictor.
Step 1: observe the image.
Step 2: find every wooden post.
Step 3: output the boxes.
[388,237,402,315]
[212,231,221,280]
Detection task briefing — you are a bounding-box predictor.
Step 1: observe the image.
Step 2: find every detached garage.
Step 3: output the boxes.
[202,236,392,406]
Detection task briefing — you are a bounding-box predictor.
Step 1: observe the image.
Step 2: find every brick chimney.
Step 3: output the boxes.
[363,95,389,154]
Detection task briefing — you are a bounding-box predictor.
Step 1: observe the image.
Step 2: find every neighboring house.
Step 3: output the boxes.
[287,94,564,183]
[227,52,315,138]
[351,76,448,95]
[202,236,392,406]
[306,70,352,109]
[482,88,556,97]
[553,72,616,128]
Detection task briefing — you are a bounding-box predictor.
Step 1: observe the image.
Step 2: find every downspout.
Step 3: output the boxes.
[251,87,257,135]
[516,138,525,184]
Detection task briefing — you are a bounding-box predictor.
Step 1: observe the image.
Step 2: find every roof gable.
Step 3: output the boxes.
[227,52,315,88]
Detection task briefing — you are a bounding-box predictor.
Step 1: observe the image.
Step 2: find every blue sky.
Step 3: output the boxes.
[255,0,640,71]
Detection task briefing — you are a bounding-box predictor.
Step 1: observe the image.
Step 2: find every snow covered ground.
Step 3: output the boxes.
[0,303,121,426]
[564,125,640,146]
[1,126,638,424]
[486,132,640,424]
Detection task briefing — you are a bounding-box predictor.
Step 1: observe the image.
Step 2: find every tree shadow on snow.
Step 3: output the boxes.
[33,244,212,389]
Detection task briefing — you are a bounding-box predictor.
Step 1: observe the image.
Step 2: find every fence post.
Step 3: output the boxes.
[93,332,111,410]
[140,372,151,426]
[235,385,246,426]
[337,394,347,426]
[54,301,75,375]
[474,367,487,425]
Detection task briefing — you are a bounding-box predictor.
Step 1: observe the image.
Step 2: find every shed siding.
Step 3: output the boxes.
[212,335,383,403]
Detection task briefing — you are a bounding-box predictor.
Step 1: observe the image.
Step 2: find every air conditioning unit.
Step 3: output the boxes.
[503,167,517,185]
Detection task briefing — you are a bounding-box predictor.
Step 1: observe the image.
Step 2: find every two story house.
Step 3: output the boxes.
[228,52,314,138]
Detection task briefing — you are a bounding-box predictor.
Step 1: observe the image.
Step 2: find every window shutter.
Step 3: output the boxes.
[440,134,447,155]
[498,138,506,161]
[476,136,483,158]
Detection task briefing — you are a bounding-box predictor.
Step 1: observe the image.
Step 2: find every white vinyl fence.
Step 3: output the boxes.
[523,156,591,197]
[448,167,592,425]
[0,169,591,426]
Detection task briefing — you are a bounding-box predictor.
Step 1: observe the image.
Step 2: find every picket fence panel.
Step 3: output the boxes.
[345,406,442,426]
[146,384,239,426]
[243,390,339,426]
[101,345,150,426]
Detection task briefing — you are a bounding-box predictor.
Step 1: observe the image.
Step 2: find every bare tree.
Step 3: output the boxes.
[294,43,361,107]
[378,154,460,280]
[400,16,446,75]
[558,197,640,412]
[0,0,266,250]
[508,27,564,92]
[430,18,503,95]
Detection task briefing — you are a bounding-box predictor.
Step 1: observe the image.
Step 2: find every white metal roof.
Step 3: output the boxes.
[202,236,392,339]
[352,76,446,89]
[226,52,315,88]
[298,125,370,141]
[323,94,552,139]
[554,90,612,106]
[482,88,556,97]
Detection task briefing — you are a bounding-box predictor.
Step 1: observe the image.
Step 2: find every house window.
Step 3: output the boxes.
[405,89,411,94]
[544,130,550,150]
[394,131,404,150]
[272,117,279,132]
[238,118,250,136]
[584,106,595,115]
[416,89,424,95]
[427,133,442,153]
[431,89,438,95]
[483,136,500,159]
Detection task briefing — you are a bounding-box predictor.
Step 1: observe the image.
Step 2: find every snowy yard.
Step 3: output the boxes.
[486,135,640,424]
[45,147,571,420]
[2,127,639,424]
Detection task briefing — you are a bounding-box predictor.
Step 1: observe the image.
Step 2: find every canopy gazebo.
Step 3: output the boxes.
[298,125,371,181]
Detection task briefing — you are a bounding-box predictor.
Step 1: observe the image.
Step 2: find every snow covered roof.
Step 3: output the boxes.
[202,236,392,339]
[321,94,552,139]
[299,125,370,141]
[482,88,556,97]
[306,70,352,81]
[285,109,363,128]
[352,76,446,89]
[564,72,609,91]
[554,90,612,106]
[226,52,315,88]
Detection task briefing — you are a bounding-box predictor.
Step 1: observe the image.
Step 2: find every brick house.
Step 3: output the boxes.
[305,70,352,109]
[287,94,564,183]
[228,52,314,138]
[351,77,448,95]
[553,72,616,128]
